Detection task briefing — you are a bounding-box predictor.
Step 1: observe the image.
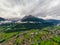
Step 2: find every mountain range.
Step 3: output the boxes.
[0,15,60,26]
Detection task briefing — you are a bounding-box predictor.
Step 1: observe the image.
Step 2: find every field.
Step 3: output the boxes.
[0,23,60,45]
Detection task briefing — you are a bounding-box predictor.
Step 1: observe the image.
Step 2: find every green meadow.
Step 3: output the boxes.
[0,23,60,45]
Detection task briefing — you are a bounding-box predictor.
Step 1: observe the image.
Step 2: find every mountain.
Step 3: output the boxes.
[21,15,45,23]
[6,18,21,23]
[46,19,60,25]
[0,17,5,21]
[0,16,60,26]
[21,15,60,26]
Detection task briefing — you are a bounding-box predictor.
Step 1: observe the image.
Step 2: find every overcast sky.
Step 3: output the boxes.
[0,0,60,19]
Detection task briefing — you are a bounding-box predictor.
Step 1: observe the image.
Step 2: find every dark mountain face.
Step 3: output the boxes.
[21,15,45,23]
[0,17,5,21]
[21,15,60,26]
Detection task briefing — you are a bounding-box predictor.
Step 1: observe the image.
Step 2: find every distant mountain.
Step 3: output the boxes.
[0,17,5,21]
[6,18,21,23]
[21,15,45,23]
[46,19,60,25]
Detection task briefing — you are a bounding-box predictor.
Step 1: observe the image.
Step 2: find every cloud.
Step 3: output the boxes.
[0,0,60,19]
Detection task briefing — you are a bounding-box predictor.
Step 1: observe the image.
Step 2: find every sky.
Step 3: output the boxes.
[0,0,60,19]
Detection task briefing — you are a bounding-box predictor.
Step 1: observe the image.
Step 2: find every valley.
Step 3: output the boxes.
[0,23,60,45]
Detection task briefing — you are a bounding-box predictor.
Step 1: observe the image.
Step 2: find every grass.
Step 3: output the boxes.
[0,23,60,45]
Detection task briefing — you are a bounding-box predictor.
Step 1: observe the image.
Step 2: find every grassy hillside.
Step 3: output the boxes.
[0,23,60,45]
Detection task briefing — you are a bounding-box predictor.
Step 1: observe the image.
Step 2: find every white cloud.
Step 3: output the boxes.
[0,0,60,19]
[48,0,60,9]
